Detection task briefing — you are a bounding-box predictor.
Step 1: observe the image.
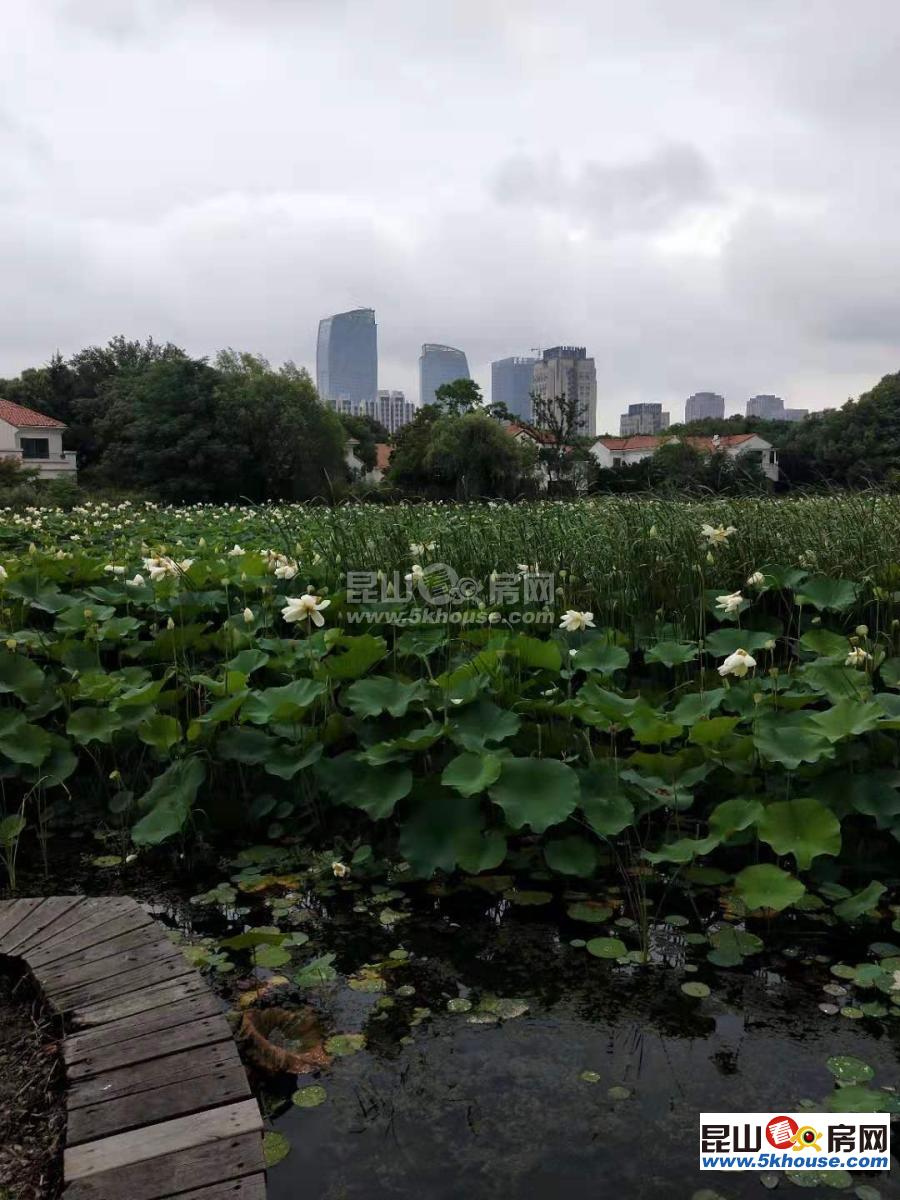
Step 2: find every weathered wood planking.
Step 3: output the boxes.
[0,897,266,1199]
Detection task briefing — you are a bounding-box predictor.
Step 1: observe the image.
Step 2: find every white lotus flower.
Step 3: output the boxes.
[126,573,145,587]
[701,523,737,546]
[746,571,765,587]
[517,562,539,576]
[331,861,350,879]
[405,564,425,584]
[166,617,176,630]
[559,609,596,632]
[717,648,756,678]
[845,647,872,668]
[282,593,330,627]
[715,591,744,615]
[274,561,298,580]
[104,564,126,576]
[0,565,7,581]
[242,607,254,624]
[409,541,436,556]
[228,544,245,557]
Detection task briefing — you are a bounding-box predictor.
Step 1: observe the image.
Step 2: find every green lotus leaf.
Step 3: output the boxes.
[488,757,580,833]
[734,864,805,912]
[441,751,503,797]
[544,835,598,877]
[757,797,841,870]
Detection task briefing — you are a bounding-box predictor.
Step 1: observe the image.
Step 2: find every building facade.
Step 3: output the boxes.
[746,394,783,419]
[531,346,597,438]
[0,399,77,478]
[316,308,377,406]
[684,392,725,423]
[492,356,539,421]
[619,402,670,436]
[330,390,417,434]
[419,344,470,406]
[592,432,778,482]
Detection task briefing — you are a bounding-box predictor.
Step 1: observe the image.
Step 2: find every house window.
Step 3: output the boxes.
[21,437,50,460]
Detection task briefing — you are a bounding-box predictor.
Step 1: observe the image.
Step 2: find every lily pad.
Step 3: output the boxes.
[586,936,627,960]
[447,997,473,1013]
[827,1055,874,1085]
[566,901,613,924]
[263,1131,291,1166]
[324,1033,366,1057]
[291,1084,327,1108]
[579,1070,602,1083]
[681,981,710,998]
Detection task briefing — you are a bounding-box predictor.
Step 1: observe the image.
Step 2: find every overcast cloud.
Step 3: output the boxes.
[2,1,899,429]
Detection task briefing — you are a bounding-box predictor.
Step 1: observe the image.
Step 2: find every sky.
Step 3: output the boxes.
[2,1,899,432]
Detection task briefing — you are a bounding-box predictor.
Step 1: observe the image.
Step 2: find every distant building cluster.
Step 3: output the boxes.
[314,306,809,444]
[745,394,808,422]
[330,390,417,435]
[619,402,670,436]
[615,390,810,433]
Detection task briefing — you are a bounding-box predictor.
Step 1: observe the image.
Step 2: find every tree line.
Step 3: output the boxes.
[2,337,899,501]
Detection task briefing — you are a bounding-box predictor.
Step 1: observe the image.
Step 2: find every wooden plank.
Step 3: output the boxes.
[27,905,152,969]
[0,897,45,945]
[50,950,193,1012]
[33,922,164,980]
[1,896,86,955]
[69,1042,242,1109]
[15,897,133,957]
[38,937,182,996]
[65,992,225,1064]
[65,1099,262,1181]
[62,1129,263,1200]
[67,1013,233,1081]
[157,1172,265,1200]
[67,1064,250,1145]
[70,974,211,1030]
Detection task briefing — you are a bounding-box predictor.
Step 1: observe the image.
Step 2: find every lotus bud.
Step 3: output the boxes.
[856,625,869,637]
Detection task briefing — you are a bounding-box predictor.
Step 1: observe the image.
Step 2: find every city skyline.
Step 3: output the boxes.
[312,305,814,432]
[3,4,898,432]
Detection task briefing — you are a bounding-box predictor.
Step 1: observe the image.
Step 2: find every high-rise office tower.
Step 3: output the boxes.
[619,402,670,436]
[684,392,725,423]
[419,344,470,406]
[316,308,377,406]
[746,394,784,419]
[492,356,539,421]
[531,346,597,438]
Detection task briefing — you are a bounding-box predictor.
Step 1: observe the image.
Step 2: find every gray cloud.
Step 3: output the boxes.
[492,143,716,235]
[1,0,899,430]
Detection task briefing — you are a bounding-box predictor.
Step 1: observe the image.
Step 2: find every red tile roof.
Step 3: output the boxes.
[596,433,758,453]
[0,399,66,429]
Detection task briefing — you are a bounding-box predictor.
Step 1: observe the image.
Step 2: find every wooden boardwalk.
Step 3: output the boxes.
[0,896,265,1200]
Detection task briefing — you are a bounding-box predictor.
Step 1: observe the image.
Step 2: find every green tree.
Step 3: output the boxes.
[425,411,536,499]
[91,356,243,501]
[433,378,484,416]
[215,351,346,500]
[515,391,593,489]
[386,405,444,493]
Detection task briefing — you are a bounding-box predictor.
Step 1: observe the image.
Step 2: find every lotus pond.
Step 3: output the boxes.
[134,848,899,1200]
[3,495,900,1195]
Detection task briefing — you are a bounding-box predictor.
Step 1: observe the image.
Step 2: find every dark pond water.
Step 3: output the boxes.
[194,879,900,1200]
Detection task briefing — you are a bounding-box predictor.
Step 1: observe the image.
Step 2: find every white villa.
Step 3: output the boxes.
[591,432,779,482]
[0,400,77,478]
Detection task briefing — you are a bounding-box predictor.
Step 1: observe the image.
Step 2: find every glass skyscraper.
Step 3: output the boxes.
[419,344,470,406]
[492,356,539,421]
[316,308,377,405]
